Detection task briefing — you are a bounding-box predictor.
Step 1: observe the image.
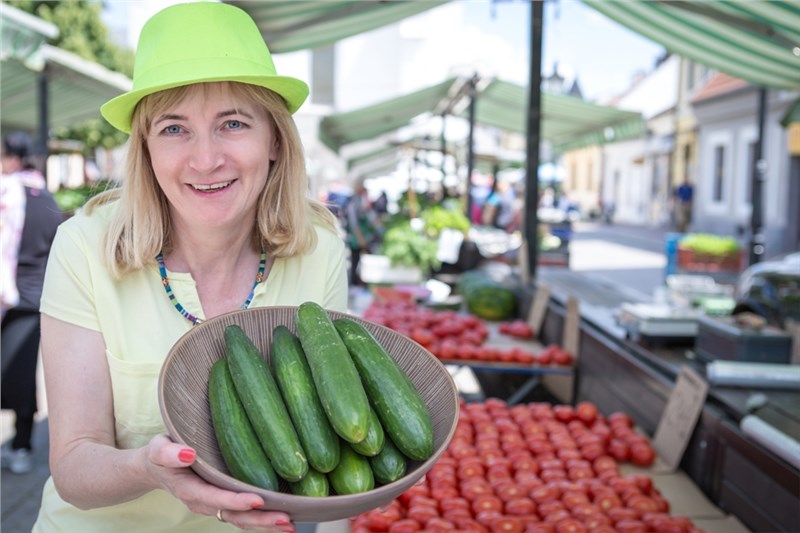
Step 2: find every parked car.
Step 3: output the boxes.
[732,252,800,329]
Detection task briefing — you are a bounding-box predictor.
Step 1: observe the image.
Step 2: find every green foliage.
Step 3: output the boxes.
[8,0,134,151]
[421,206,470,237]
[679,233,741,256]
[380,221,440,274]
[52,180,115,213]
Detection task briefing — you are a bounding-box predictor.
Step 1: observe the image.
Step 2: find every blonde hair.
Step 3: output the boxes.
[86,82,336,277]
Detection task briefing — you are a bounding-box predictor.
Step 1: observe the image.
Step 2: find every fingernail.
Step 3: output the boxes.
[275,519,290,526]
[178,448,195,463]
[251,502,263,509]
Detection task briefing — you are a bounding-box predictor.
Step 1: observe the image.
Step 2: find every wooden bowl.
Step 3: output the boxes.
[158,306,459,523]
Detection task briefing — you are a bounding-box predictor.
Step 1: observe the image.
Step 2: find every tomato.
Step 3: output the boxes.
[554,518,587,533]
[578,443,605,462]
[607,412,634,429]
[458,462,486,479]
[607,438,630,462]
[530,484,560,504]
[504,497,537,516]
[591,455,618,474]
[592,490,622,513]
[439,496,471,513]
[454,519,490,533]
[426,517,457,531]
[567,465,594,481]
[525,524,555,533]
[627,495,660,516]
[605,507,639,524]
[572,402,597,425]
[513,349,536,364]
[559,491,590,510]
[408,495,438,509]
[461,480,494,501]
[539,469,567,483]
[626,474,654,494]
[542,509,571,524]
[366,508,402,531]
[389,519,422,533]
[536,500,566,518]
[475,510,503,527]
[406,504,439,525]
[536,350,553,365]
[553,405,575,423]
[614,519,648,533]
[553,350,574,367]
[398,485,431,506]
[431,486,460,500]
[472,495,504,514]
[492,481,522,501]
[442,509,472,523]
[488,517,523,533]
[629,442,656,467]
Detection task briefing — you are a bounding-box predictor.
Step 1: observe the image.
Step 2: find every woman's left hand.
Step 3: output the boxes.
[145,434,296,532]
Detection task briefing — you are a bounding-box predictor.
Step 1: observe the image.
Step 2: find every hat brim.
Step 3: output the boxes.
[101,75,309,134]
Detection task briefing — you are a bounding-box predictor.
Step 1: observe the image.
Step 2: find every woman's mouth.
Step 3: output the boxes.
[191,180,232,192]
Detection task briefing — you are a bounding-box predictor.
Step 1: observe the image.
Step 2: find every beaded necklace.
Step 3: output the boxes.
[156,250,267,326]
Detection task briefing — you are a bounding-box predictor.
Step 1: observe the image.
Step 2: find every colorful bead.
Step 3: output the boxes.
[156,250,267,326]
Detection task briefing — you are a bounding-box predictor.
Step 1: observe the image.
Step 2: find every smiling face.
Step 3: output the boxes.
[145,82,278,234]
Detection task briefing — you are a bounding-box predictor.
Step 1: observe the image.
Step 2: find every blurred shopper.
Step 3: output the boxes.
[1,131,63,474]
[345,180,380,286]
[674,178,694,232]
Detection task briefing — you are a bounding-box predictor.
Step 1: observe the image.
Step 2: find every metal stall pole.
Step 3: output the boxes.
[748,87,767,266]
[524,0,544,281]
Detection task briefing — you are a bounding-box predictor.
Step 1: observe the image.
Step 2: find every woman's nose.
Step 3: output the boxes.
[188,134,224,173]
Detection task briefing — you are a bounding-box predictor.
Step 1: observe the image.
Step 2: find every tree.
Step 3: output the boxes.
[7,0,134,151]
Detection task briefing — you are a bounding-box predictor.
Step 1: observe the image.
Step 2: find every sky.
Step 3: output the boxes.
[102,0,666,105]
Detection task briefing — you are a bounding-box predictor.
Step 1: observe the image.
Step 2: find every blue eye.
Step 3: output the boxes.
[163,125,182,135]
[226,120,243,130]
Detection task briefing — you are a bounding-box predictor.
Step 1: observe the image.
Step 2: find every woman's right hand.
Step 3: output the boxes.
[144,434,296,532]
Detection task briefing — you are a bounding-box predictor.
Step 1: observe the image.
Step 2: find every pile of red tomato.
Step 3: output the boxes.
[352,399,699,533]
[362,301,572,368]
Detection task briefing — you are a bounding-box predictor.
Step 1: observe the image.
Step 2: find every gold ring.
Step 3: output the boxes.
[216,509,226,523]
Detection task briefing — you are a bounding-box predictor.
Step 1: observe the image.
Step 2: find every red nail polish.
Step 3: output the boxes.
[178,448,195,463]
[275,519,290,526]
[250,502,263,510]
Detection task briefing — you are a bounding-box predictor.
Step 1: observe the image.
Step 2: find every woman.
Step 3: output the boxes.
[35,3,347,532]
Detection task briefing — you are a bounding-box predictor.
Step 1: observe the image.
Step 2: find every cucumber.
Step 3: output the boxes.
[289,467,329,497]
[271,325,340,473]
[328,441,375,495]
[369,436,407,485]
[224,325,308,482]
[208,359,280,491]
[333,318,434,461]
[350,405,385,457]
[295,302,370,444]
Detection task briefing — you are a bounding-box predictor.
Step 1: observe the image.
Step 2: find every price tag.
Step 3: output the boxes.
[527,284,550,335]
[562,296,580,358]
[652,365,709,472]
[518,240,530,285]
[787,319,800,365]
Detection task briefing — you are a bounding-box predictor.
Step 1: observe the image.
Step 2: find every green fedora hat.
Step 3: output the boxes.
[101,1,309,134]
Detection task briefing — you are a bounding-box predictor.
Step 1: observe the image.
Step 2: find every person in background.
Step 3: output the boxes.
[345,180,379,287]
[1,131,63,474]
[674,178,694,233]
[34,3,347,532]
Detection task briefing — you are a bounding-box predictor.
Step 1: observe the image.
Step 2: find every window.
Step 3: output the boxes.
[713,145,725,202]
[745,141,756,203]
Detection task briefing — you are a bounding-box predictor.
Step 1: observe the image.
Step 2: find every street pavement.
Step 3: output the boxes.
[0,221,675,533]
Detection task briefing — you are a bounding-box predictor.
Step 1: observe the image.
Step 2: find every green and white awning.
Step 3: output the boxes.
[319,77,645,155]
[225,1,450,53]
[582,0,800,90]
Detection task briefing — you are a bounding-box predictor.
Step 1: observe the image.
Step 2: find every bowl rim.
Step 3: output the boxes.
[157,305,460,514]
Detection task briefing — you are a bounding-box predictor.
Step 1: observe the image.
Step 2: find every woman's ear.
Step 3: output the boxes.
[269,138,280,162]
